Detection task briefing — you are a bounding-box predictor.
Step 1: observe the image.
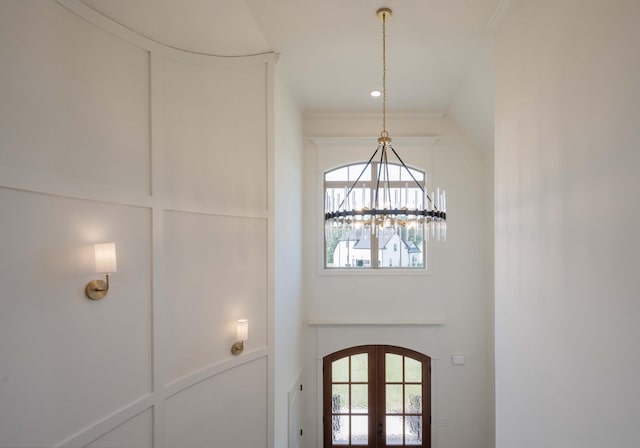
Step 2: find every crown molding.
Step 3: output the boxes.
[304,111,446,121]
[309,136,440,147]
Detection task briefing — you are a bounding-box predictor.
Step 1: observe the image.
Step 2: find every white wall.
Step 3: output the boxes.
[273,66,305,447]
[447,43,495,155]
[302,114,493,447]
[0,1,275,447]
[494,1,640,447]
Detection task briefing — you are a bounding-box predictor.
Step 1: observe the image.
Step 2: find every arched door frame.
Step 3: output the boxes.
[322,344,431,447]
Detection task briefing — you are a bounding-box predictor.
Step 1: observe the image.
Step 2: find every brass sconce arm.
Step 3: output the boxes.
[85,273,111,300]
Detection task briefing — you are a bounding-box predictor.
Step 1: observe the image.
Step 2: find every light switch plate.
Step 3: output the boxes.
[452,354,465,365]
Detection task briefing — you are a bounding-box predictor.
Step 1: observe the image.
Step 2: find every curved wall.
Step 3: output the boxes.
[0,1,275,447]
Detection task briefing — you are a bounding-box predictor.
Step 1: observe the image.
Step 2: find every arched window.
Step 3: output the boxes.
[323,345,431,447]
[324,162,427,269]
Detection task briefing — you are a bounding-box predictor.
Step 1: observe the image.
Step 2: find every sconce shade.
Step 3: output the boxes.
[231,319,249,355]
[237,319,249,341]
[95,243,117,274]
[86,243,116,300]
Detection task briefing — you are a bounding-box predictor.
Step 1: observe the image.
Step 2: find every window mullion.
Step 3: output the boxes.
[324,161,426,270]
[370,162,380,268]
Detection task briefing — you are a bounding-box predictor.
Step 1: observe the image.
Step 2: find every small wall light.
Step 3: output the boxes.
[231,319,248,355]
[85,243,117,300]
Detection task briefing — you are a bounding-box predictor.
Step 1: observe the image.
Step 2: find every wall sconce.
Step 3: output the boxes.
[231,319,248,355]
[85,243,117,300]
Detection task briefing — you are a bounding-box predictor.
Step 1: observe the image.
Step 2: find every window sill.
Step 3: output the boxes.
[318,267,432,277]
[308,320,444,326]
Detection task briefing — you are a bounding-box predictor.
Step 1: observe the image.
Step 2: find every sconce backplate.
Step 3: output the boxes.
[85,279,108,300]
[231,341,244,355]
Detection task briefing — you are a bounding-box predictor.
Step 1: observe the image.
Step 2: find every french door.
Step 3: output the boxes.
[323,345,431,447]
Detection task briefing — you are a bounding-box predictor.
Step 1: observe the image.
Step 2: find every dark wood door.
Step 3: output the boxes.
[323,345,431,447]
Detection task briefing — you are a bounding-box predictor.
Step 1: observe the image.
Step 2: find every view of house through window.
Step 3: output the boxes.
[324,162,427,269]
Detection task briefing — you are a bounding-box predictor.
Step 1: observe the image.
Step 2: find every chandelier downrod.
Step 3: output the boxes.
[377,7,392,144]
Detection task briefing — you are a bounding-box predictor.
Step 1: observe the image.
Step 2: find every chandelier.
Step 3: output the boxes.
[324,7,447,243]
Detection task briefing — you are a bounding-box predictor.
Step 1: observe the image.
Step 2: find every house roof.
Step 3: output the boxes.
[346,231,421,253]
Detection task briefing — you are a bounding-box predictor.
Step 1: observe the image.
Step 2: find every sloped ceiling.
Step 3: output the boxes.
[80,0,506,152]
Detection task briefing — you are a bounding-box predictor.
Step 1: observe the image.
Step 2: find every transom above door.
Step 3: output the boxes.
[323,345,431,447]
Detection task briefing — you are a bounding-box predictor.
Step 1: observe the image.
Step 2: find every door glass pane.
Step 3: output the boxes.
[405,416,422,445]
[386,384,403,414]
[405,385,422,413]
[351,384,368,413]
[386,415,404,445]
[351,353,368,382]
[332,415,349,445]
[332,384,349,413]
[386,353,402,382]
[351,415,369,445]
[405,357,422,382]
[332,357,349,382]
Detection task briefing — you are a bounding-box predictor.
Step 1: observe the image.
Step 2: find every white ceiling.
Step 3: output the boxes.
[80,0,503,150]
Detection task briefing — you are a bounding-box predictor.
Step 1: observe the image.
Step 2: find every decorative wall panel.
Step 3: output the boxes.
[157,56,268,213]
[0,189,152,447]
[165,357,268,448]
[163,211,268,383]
[0,0,150,196]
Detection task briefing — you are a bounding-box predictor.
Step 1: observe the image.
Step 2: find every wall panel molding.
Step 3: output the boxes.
[56,396,154,448]
[0,166,153,209]
[163,349,269,399]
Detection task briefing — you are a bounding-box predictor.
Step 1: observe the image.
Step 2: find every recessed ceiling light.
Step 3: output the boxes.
[370,90,381,97]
